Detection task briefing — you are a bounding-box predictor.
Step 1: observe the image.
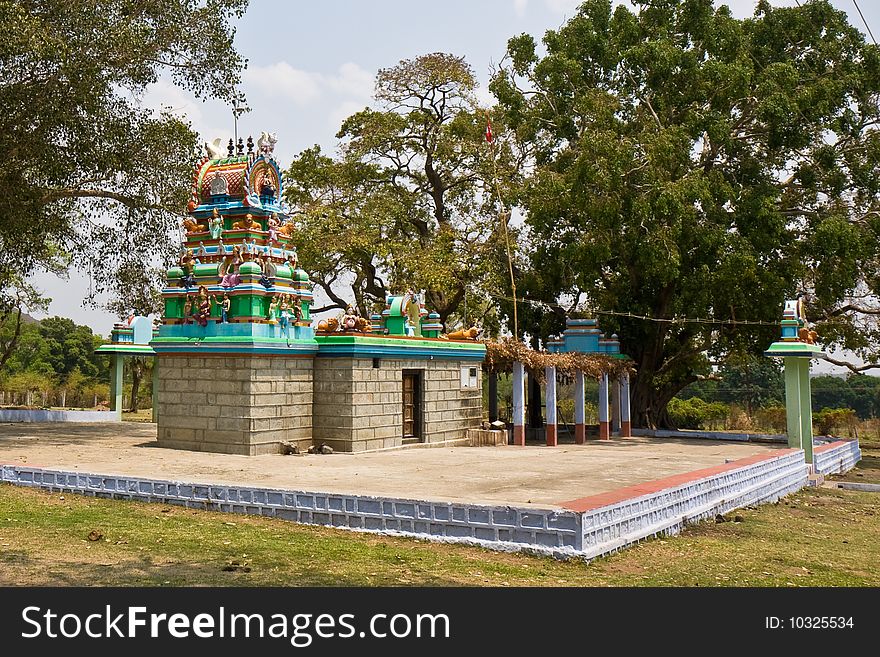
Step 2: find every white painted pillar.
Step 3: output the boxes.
[545,366,557,446]
[620,373,632,437]
[598,373,610,440]
[574,370,585,444]
[512,361,525,446]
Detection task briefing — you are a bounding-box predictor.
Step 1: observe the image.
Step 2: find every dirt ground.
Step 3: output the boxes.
[0,422,784,508]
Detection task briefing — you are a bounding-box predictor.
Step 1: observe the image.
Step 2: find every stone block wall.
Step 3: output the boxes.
[313,357,482,452]
[156,354,314,455]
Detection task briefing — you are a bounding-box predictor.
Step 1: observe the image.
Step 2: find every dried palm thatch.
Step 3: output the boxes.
[483,338,633,382]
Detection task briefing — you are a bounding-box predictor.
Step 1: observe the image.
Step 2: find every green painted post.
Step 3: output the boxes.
[110,354,124,420]
[766,301,824,465]
[152,356,159,423]
[798,358,814,463]
[783,357,802,450]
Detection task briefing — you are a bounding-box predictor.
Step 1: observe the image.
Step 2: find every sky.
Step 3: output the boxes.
[28,0,880,372]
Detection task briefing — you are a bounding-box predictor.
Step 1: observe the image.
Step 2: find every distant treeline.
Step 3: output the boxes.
[0,315,111,408]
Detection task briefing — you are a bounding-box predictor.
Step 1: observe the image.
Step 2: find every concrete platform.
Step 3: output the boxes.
[1,422,836,559]
[0,422,785,509]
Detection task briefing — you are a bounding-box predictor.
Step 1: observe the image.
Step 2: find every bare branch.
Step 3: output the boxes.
[822,354,880,373]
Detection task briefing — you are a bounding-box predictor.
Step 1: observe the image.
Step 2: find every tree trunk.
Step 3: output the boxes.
[129,358,143,412]
[488,372,498,422]
[61,389,66,407]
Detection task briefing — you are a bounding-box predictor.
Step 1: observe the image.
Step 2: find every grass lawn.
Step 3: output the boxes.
[122,409,154,423]
[1,445,878,587]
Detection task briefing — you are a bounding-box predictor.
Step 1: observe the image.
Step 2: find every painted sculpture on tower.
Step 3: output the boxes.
[155,133,314,341]
[783,295,819,345]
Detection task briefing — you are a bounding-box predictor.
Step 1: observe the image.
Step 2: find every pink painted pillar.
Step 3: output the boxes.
[545,366,557,446]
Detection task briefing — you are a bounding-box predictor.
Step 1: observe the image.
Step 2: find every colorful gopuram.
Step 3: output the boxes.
[151,134,485,455]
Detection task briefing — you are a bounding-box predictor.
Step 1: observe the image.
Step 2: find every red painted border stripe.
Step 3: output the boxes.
[560,448,800,513]
[812,440,852,455]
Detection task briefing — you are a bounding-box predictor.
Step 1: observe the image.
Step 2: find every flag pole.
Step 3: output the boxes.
[485,111,518,338]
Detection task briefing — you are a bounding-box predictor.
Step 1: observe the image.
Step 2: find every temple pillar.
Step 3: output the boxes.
[151,356,159,423]
[545,366,557,446]
[512,361,525,445]
[110,354,124,420]
[620,373,632,437]
[796,358,815,464]
[598,373,610,440]
[574,370,585,444]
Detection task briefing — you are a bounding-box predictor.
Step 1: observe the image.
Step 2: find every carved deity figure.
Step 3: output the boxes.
[267,213,280,244]
[279,294,292,336]
[195,286,211,327]
[220,246,242,288]
[267,295,279,324]
[219,293,231,323]
[341,305,361,332]
[208,208,224,240]
[182,295,194,324]
[286,250,298,272]
[259,174,277,198]
[210,172,229,196]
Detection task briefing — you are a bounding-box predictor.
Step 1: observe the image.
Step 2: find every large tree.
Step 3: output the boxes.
[491,0,880,427]
[284,53,519,325]
[0,0,248,331]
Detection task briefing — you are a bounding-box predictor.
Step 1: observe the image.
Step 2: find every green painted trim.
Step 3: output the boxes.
[764,341,824,357]
[314,334,485,353]
[151,336,317,346]
[95,345,156,355]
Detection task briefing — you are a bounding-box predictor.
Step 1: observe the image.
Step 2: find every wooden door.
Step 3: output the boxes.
[402,370,421,442]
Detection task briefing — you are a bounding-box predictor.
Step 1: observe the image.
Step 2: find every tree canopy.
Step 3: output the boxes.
[0,0,248,323]
[284,53,519,326]
[491,0,880,426]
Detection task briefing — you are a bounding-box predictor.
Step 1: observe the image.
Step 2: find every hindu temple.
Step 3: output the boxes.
[149,134,486,455]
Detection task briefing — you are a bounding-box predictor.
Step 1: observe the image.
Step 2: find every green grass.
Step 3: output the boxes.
[122,409,154,423]
[1,450,878,586]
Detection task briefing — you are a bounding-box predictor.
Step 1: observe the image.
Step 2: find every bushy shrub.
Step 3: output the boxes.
[753,405,788,434]
[667,397,729,430]
[813,407,858,437]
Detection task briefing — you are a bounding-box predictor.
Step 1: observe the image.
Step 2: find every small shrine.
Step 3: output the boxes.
[95,315,158,420]
[150,134,485,455]
[765,298,824,463]
[547,318,630,441]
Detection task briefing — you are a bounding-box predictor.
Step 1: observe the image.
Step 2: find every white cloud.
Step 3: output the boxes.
[514,0,528,18]
[326,62,375,100]
[243,61,323,105]
[138,79,204,124]
[243,61,374,107]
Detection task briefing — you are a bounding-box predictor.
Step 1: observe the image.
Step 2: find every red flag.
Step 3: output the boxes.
[485,117,494,144]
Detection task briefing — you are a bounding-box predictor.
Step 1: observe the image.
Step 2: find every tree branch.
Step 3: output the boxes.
[822,354,880,373]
